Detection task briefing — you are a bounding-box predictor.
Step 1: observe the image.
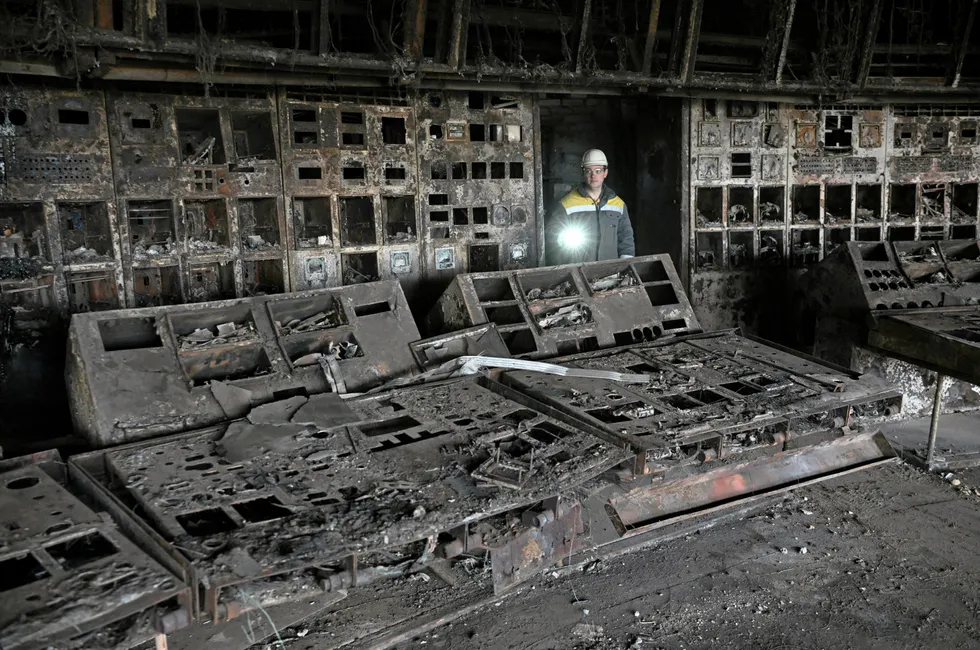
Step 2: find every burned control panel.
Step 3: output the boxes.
[689,100,980,331]
[500,330,901,468]
[66,280,420,447]
[82,376,632,616]
[0,463,188,650]
[427,254,701,358]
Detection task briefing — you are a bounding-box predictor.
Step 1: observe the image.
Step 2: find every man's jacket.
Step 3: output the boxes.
[545,185,635,265]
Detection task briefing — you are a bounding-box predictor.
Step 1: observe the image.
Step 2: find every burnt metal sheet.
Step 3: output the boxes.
[0,464,189,650]
[500,331,901,467]
[602,429,896,534]
[489,502,582,593]
[84,376,632,618]
[65,280,420,447]
[868,306,980,385]
[427,254,701,358]
[410,323,510,371]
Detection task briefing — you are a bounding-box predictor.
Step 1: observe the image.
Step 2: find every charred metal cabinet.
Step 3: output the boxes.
[427,254,700,358]
[106,91,288,308]
[0,89,123,319]
[688,100,980,332]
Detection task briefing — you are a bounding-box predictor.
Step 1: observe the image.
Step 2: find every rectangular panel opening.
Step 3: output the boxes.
[646,284,678,306]
[452,208,469,225]
[384,166,407,181]
[184,199,230,251]
[587,403,646,423]
[791,229,821,267]
[46,531,117,570]
[134,266,182,307]
[663,393,701,410]
[342,166,366,181]
[696,232,723,269]
[662,318,687,330]
[633,259,669,282]
[792,185,820,223]
[231,112,276,160]
[695,187,722,226]
[298,166,322,180]
[824,114,853,153]
[729,231,753,268]
[232,496,292,523]
[0,202,46,261]
[888,226,916,242]
[491,162,506,179]
[381,117,407,144]
[825,185,851,223]
[489,125,504,142]
[293,108,316,122]
[342,252,379,284]
[759,230,784,266]
[182,344,271,384]
[502,328,537,355]
[59,202,112,262]
[132,118,152,129]
[474,277,515,302]
[470,244,499,272]
[453,162,467,179]
[295,197,332,247]
[889,184,916,220]
[342,132,365,146]
[728,187,753,225]
[485,305,524,325]
[519,269,579,300]
[243,259,284,296]
[100,317,162,351]
[505,125,522,142]
[384,196,416,242]
[429,210,449,222]
[341,111,363,125]
[510,162,524,179]
[720,381,763,396]
[856,227,881,241]
[354,301,391,317]
[360,415,422,437]
[468,92,485,109]
[825,227,850,257]
[920,184,946,221]
[187,263,236,302]
[951,225,978,240]
[470,124,486,141]
[952,183,978,222]
[176,508,238,537]
[58,109,90,125]
[339,196,376,246]
[731,153,752,178]
[175,108,225,164]
[472,162,487,179]
[859,243,889,261]
[473,206,489,224]
[429,193,449,206]
[268,293,347,333]
[856,184,881,221]
[68,271,119,312]
[759,187,783,223]
[0,553,49,592]
[239,198,280,250]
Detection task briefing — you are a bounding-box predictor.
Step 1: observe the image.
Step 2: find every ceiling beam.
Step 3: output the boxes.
[856,0,883,88]
[575,0,593,73]
[641,0,664,76]
[403,0,427,59]
[949,0,978,87]
[774,0,796,83]
[448,0,469,70]
[679,0,704,83]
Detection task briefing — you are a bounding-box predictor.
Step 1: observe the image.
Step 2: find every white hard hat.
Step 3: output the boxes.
[581,149,608,168]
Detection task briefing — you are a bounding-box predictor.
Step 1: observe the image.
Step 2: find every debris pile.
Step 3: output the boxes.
[277,307,344,335]
[526,280,576,301]
[760,202,781,221]
[537,302,592,329]
[188,237,225,253]
[66,245,105,262]
[178,320,258,349]
[132,241,173,259]
[856,206,876,221]
[728,203,750,224]
[245,234,276,250]
[589,271,637,292]
[293,339,361,365]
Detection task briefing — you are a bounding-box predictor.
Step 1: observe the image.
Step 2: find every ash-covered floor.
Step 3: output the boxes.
[254,461,980,650]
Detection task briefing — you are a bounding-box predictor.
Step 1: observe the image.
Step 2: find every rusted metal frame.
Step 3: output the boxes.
[96,0,114,30]
[678,0,704,84]
[926,373,949,467]
[774,0,797,83]
[680,99,692,291]
[403,0,428,59]
[574,0,593,74]
[641,0,664,75]
[448,0,470,69]
[316,0,332,55]
[949,0,978,87]
[856,0,883,88]
[532,96,546,267]
[432,0,452,62]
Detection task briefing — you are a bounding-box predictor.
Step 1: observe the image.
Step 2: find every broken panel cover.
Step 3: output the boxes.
[0,465,188,650]
[66,280,420,447]
[91,377,633,617]
[500,331,901,468]
[427,254,701,358]
[868,305,980,385]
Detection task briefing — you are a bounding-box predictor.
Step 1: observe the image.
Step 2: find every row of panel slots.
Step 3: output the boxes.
[293,158,526,183]
[694,183,980,229]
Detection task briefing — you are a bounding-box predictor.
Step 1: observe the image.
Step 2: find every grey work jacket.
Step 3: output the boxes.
[545,185,635,265]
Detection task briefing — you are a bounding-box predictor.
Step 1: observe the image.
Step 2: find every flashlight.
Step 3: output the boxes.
[558,226,586,251]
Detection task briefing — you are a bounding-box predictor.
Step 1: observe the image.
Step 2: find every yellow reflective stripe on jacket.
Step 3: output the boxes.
[560,191,625,215]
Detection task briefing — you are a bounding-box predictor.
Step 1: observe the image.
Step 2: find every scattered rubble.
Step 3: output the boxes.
[527,280,577,301]
[589,271,637,292]
[537,302,593,329]
[178,320,258,349]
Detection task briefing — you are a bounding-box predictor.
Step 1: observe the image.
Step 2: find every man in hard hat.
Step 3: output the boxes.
[546,149,635,265]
